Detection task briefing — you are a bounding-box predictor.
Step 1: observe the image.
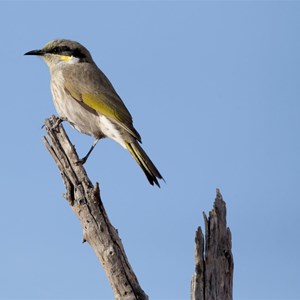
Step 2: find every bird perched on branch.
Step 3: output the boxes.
[25,39,163,187]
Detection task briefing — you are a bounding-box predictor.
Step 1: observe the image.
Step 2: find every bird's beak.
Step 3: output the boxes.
[24,49,45,56]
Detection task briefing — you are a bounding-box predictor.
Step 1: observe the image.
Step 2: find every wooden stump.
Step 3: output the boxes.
[191,190,234,300]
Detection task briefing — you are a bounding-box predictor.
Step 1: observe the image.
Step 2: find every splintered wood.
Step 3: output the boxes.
[191,190,234,300]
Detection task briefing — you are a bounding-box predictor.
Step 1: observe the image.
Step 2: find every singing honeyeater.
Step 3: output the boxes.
[25,39,163,187]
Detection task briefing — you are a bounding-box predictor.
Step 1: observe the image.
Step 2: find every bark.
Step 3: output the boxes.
[42,115,148,300]
[191,189,234,300]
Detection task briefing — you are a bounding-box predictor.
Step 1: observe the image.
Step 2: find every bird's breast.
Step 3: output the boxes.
[50,72,102,138]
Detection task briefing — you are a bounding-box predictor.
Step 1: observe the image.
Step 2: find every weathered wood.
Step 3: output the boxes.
[43,115,148,300]
[191,189,233,300]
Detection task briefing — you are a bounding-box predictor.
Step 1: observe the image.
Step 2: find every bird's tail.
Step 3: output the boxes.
[126,141,164,187]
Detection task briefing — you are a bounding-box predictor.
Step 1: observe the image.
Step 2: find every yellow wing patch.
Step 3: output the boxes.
[82,93,118,121]
[64,80,141,141]
[81,93,140,140]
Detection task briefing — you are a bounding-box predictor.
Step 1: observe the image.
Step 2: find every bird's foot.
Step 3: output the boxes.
[42,116,64,131]
[75,155,88,165]
[75,140,99,165]
[49,117,64,131]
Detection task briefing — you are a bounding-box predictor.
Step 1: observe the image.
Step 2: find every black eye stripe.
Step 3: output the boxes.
[49,46,86,60]
[51,46,71,54]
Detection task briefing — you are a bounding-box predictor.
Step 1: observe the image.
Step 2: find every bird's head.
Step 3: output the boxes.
[24,39,94,68]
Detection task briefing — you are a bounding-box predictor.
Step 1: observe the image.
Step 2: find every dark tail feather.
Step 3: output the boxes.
[126,141,164,187]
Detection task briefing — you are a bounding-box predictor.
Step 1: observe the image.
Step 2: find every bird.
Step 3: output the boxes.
[25,39,164,187]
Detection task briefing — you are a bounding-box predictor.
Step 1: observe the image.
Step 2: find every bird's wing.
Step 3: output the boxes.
[63,65,141,142]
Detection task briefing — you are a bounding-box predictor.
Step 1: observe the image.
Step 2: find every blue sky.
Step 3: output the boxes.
[0,1,299,299]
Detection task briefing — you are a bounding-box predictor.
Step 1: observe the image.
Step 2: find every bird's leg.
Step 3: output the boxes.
[77,138,100,164]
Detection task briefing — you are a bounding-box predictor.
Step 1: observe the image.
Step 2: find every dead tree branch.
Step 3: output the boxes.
[42,115,148,300]
[191,189,234,300]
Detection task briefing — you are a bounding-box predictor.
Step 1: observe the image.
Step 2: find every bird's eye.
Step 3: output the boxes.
[51,46,71,55]
[61,46,71,52]
[52,47,59,54]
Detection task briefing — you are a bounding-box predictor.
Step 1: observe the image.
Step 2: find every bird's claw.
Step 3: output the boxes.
[50,117,64,131]
[42,117,64,131]
[75,156,88,165]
